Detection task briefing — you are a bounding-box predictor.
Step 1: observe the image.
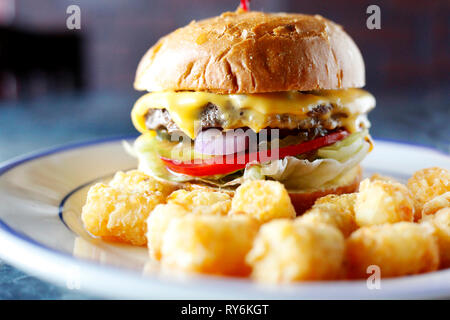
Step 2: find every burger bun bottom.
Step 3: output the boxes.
[288,165,362,215]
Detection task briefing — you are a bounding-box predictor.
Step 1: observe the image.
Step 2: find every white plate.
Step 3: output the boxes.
[0,137,449,299]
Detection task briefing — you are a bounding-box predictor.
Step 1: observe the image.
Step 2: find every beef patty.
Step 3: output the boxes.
[145,103,347,137]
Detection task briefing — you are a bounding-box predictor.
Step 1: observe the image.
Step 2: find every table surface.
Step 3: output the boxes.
[0,88,449,299]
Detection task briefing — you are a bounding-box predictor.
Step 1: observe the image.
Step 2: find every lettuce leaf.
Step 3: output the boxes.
[317,130,367,162]
[250,131,370,189]
[127,130,371,190]
[220,131,371,189]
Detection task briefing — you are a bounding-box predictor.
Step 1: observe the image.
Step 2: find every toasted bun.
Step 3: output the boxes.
[288,165,362,215]
[135,10,365,94]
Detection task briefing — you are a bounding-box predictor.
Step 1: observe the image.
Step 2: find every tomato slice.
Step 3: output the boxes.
[160,130,349,177]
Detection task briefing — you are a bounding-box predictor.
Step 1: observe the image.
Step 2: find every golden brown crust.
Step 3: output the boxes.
[182,166,362,216]
[288,166,362,215]
[134,11,365,94]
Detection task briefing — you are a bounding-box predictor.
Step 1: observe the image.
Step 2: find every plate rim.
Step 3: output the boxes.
[0,135,449,299]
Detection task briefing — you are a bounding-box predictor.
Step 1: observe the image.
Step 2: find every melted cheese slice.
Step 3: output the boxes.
[132,89,375,139]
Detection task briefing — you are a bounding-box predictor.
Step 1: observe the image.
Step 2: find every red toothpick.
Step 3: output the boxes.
[240,0,250,11]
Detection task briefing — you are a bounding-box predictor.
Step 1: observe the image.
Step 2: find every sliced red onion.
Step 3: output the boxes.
[194,129,249,155]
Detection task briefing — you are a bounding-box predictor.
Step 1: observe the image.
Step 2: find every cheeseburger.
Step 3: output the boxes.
[130,9,375,214]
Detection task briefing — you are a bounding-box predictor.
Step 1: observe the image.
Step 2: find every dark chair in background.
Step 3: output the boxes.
[0,27,84,100]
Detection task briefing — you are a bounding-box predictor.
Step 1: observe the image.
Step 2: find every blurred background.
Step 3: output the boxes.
[0,0,449,161]
[0,0,449,299]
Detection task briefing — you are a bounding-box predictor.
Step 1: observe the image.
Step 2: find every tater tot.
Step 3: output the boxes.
[422,192,450,217]
[109,170,176,195]
[422,208,450,268]
[246,219,345,283]
[346,222,439,278]
[408,167,450,217]
[297,193,358,237]
[370,173,399,183]
[81,170,174,246]
[183,182,235,197]
[230,180,296,223]
[355,178,415,226]
[146,203,189,260]
[161,215,259,276]
[147,189,232,260]
[167,189,232,216]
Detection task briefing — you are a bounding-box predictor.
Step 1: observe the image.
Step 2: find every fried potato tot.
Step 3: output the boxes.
[246,219,345,283]
[297,193,358,237]
[230,180,296,223]
[147,189,232,260]
[355,178,415,226]
[422,192,450,217]
[182,182,235,197]
[109,170,176,195]
[161,215,259,276]
[421,208,450,268]
[167,189,232,216]
[146,203,189,260]
[408,167,450,218]
[370,173,399,183]
[81,170,175,246]
[346,222,439,278]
